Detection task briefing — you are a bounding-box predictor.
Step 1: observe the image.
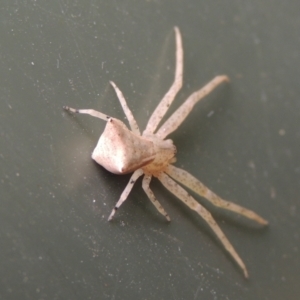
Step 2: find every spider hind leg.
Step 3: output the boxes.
[157,172,249,278]
[108,169,143,221]
[142,174,171,221]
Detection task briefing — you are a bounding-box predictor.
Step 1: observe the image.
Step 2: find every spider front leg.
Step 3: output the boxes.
[144,26,183,135]
[110,81,141,135]
[156,75,229,139]
[158,172,249,278]
[108,169,144,221]
[63,106,111,121]
[142,174,171,221]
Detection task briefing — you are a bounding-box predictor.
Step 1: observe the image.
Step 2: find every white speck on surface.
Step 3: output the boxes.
[207,110,214,117]
[279,129,286,136]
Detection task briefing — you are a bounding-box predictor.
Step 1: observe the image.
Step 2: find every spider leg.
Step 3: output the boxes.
[157,172,249,278]
[108,169,144,221]
[166,165,268,225]
[63,106,110,121]
[143,27,183,135]
[142,174,171,221]
[156,75,229,139]
[110,81,141,135]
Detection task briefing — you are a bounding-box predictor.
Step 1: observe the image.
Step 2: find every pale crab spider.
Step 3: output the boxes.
[64,27,268,278]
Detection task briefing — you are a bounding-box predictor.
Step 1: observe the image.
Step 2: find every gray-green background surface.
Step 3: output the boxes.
[1,1,299,299]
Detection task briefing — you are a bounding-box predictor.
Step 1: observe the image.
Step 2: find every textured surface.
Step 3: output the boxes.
[0,1,299,299]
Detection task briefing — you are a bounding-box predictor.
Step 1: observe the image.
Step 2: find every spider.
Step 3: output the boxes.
[63,27,268,278]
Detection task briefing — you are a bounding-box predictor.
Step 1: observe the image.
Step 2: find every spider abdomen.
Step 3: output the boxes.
[92,118,156,174]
